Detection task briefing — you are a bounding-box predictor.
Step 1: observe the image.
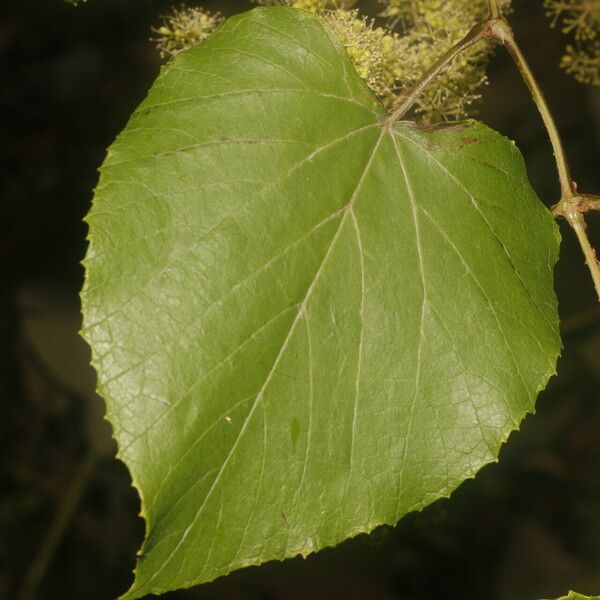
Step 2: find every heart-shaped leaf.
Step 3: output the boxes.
[81,6,561,598]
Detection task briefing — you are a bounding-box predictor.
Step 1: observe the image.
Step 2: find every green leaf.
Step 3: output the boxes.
[551,593,600,600]
[81,6,561,598]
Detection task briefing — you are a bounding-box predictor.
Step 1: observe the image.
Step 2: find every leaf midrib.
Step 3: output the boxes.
[137,127,386,591]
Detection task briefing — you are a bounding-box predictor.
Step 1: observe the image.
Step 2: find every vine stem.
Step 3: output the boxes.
[564,208,600,298]
[487,0,502,19]
[385,3,600,301]
[486,18,600,301]
[487,19,574,199]
[384,21,488,125]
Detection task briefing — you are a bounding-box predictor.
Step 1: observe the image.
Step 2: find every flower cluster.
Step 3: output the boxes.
[255,0,504,121]
[152,5,224,59]
[253,0,355,11]
[544,0,600,85]
[153,0,506,122]
[561,40,600,84]
[377,0,498,122]
[320,9,405,100]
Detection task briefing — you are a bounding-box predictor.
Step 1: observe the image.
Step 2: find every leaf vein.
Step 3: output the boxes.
[139,129,385,589]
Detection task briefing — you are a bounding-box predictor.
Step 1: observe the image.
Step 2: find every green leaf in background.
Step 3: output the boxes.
[552,592,600,600]
[81,6,561,598]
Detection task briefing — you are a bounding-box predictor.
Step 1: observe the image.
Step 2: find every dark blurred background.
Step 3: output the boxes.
[1,1,599,599]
